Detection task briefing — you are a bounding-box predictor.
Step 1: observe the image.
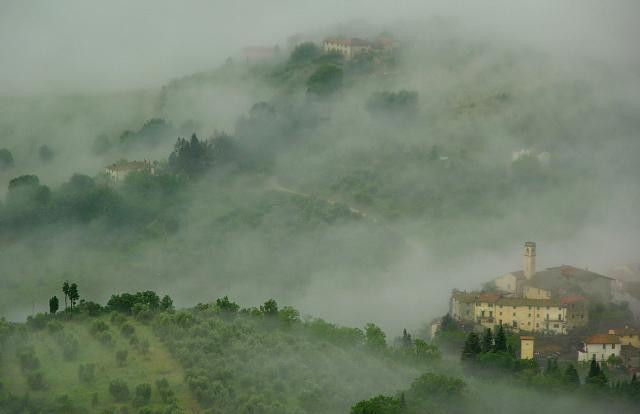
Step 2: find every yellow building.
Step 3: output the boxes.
[520,336,535,359]
[609,326,640,348]
[450,291,568,334]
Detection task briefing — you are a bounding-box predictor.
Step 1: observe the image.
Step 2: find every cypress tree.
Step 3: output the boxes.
[481,328,493,353]
[588,355,600,378]
[461,332,481,361]
[494,325,507,352]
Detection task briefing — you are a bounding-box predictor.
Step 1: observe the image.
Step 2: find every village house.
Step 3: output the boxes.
[105,160,154,184]
[608,326,640,348]
[560,295,589,330]
[577,333,621,363]
[323,37,370,59]
[450,290,569,335]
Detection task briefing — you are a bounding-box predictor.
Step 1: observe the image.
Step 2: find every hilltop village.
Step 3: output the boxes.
[437,242,640,374]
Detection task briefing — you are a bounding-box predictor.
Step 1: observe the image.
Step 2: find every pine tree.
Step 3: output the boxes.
[564,364,580,388]
[481,328,493,353]
[494,325,507,352]
[401,329,412,349]
[461,332,481,361]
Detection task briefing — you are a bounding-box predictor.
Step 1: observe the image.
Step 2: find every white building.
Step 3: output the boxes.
[578,334,621,362]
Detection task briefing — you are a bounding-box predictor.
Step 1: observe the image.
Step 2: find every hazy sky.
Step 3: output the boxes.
[1,0,638,95]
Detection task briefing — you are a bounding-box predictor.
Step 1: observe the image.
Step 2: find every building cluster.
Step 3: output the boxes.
[447,241,640,367]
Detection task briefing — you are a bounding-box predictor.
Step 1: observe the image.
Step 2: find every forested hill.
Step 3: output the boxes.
[0,292,437,413]
[1,25,639,333]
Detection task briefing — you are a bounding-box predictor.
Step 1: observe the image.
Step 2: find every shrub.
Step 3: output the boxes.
[116,349,128,367]
[26,371,46,391]
[120,323,135,338]
[18,348,40,372]
[99,332,115,348]
[90,320,110,335]
[26,313,48,331]
[133,383,152,407]
[109,379,130,402]
[78,363,96,383]
[46,321,64,334]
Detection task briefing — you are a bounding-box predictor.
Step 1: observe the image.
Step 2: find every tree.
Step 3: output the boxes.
[260,299,279,316]
[586,356,608,386]
[49,296,59,314]
[461,332,481,361]
[109,379,130,402]
[564,364,580,388]
[289,42,321,65]
[160,295,174,312]
[365,323,387,351]
[481,328,493,353]
[494,325,507,352]
[350,395,405,414]
[215,296,240,314]
[68,283,79,309]
[588,355,601,378]
[306,64,343,96]
[62,281,70,309]
[0,148,14,171]
[38,145,54,162]
[401,328,412,349]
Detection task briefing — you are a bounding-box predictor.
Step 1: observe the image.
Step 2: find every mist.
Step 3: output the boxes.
[1,2,640,412]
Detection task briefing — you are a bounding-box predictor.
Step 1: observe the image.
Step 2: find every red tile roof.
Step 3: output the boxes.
[559,294,587,304]
[585,334,620,344]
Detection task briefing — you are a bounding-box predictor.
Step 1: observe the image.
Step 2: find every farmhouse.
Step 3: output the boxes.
[323,37,370,59]
[577,334,621,362]
[105,160,154,184]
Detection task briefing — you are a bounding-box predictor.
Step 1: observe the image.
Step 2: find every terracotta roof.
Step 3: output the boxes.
[478,292,502,302]
[610,326,640,336]
[585,334,620,344]
[496,297,562,307]
[559,294,587,304]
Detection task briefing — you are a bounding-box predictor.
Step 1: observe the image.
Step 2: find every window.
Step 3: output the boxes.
[536,323,539,327]
[528,306,532,310]
[612,344,616,349]
[553,324,559,328]
[499,319,502,325]
[546,306,550,310]
[536,314,539,318]
[528,322,531,325]
[513,321,518,327]
[499,312,502,316]
[513,313,516,317]
[602,344,606,350]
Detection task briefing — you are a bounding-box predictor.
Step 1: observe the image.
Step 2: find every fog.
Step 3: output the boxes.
[1,0,639,333]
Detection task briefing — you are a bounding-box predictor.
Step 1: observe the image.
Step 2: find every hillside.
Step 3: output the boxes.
[0,293,435,413]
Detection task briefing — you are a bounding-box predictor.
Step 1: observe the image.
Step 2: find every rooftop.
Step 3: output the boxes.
[324,37,370,47]
[584,334,620,344]
[105,160,150,172]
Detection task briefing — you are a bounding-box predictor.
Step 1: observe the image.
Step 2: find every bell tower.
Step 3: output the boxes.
[523,241,536,279]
